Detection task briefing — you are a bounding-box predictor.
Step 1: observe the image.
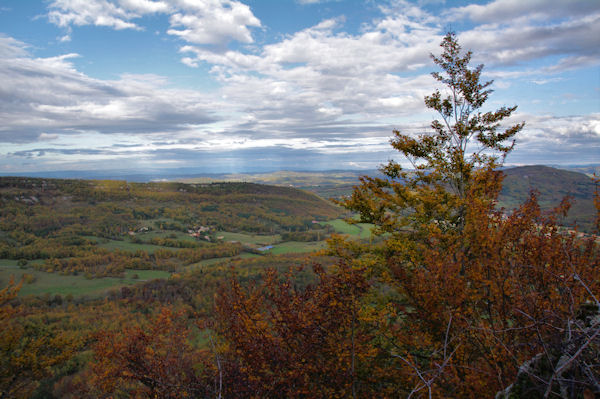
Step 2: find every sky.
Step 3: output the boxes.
[0,0,598,175]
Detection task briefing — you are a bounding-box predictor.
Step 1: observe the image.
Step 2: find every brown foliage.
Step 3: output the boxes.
[385,175,600,397]
[91,308,216,398]
[214,262,375,398]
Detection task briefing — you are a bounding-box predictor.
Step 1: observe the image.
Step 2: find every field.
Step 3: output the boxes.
[96,238,179,254]
[0,218,372,298]
[187,253,260,268]
[0,259,170,297]
[269,241,327,255]
[216,231,281,246]
[323,219,374,239]
[0,177,389,302]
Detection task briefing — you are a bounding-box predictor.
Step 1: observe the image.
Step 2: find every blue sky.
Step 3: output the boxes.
[0,0,598,174]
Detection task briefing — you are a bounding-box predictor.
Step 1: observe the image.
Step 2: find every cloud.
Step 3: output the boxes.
[38,133,60,141]
[508,113,600,165]
[0,36,218,143]
[47,0,261,47]
[531,77,563,85]
[451,3,600,69]
[178,13,440,144]
[462,19,599,67]
[48,0,147,30]
[446,0,600,23]
[167,0,260,46]
[174,0,598,151]
[3,1,599,172]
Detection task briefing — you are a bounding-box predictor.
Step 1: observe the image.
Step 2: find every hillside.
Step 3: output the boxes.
[0,177,342,279]
[179,166,598,231]
[499,165,597,232]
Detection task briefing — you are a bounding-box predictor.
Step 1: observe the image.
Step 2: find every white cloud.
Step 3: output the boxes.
[47,0,261,47]
[166,0,260,45]
[531,77,563,85]
[447,0,600,23]
[506,113,600,164]
[38,133,59,141]
[0,36,219,143]
[48,0,144,30]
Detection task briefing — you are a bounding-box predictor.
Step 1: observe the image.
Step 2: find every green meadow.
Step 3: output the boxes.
[216,231,281,246]
[269,241,327,255]
[322,219,374,239]
[0,260,170,297]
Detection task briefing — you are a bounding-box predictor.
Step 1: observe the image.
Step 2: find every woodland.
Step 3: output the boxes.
[1,33,599,398]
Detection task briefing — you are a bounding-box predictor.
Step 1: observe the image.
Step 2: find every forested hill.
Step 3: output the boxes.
[499,165,597,232]
[0,177,341,233]
[0,177,342,276]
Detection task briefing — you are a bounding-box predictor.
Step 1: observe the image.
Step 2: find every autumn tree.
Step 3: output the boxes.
[91,307,217,398]
[333,32,599,397]
[343,32,523,237]
[213,262,379,398]
[0,278,78,398]
[384,186,600,397]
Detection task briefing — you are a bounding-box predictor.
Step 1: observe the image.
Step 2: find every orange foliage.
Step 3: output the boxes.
[214,263,378,398]
[91,307,216,398]
[384,177,600,397]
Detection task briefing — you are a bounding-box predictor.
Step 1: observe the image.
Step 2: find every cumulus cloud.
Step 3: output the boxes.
[48,0,150,30]
[47,0,261,47]
[177,11,441,145]
[0,36,218,143]
[175,0,598,151]
[167,0,260,46]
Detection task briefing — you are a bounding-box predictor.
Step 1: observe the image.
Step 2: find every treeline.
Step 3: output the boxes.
[31,243,244,277]
[280,227,332,242]
[0,178,341,236]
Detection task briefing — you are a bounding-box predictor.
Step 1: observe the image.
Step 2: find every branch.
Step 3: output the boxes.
[544,327,600,398]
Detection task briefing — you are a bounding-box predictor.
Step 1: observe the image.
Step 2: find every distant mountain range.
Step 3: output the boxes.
[180,165,597,232]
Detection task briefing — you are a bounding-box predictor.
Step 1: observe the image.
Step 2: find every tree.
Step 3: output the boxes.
[213,262,378,398]
[333,32,600,398]
[91,307,217,398]
[343,32,524,235]
[387,189,599,397]
[0,278,77,398]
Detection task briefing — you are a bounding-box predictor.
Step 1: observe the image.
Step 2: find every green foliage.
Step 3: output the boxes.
[322,219,373,239]
[268,241,327,255]
[342,32,523,235]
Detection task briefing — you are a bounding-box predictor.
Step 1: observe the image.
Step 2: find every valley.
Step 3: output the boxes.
[0,176,375,298]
